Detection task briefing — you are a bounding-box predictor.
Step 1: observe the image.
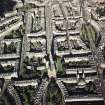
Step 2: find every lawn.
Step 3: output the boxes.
[56,57,63,72]
[55,56,66,77]
[46,79,64,105]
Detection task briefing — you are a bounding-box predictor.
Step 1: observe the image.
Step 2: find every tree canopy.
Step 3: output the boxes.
[0,0,16,17]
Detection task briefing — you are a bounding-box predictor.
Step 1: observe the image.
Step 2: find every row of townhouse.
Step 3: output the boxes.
[52,1,105,104]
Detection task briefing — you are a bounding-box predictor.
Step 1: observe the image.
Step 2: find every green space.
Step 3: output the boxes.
[55,56,65,77]
[0,64,14,73]
[81,23,101,49]
[4,42,17,54]
[46,79,64,105]
[4,25,25,39]
[0,90,16,105]
[30,41,43,52]
[15,85,37,105]
[0,0,16,17]
[56,57,63,72]
[96,7,105,17]
[20,56,48,79]
[57,40,69,51]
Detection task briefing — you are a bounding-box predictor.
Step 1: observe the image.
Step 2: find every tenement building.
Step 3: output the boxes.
[0,0,105,105]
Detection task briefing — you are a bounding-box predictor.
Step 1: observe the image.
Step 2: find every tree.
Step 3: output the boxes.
[96,7,100,15]
[4,43,7,53]
[0,64,4,73]
[24,56,29,65]
[9,42,16,53]
[0,0,16,16]
[30,56,36,64]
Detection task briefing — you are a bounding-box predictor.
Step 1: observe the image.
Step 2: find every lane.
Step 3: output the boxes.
[19,12,29,76]
[45,0,56,77]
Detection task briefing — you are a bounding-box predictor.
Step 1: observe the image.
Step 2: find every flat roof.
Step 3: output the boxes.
[65,97,104,102]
